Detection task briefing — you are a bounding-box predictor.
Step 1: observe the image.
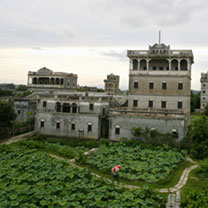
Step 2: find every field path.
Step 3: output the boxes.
[0,131,35,144]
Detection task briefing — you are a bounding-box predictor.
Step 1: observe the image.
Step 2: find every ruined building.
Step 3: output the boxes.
[200,72,208,109]
[27,67,77,90]
[104,74,120,95]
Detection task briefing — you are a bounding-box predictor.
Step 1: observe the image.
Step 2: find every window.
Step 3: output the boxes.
[175,66,178,70]
[203,90,206,93]
[56,122,60,129]
[149,100,153,108]
[133,100,138,107]
[172,129,178,138]
[143,66,147,70]
[149,82,154,89]
[161,101,166,108]
[63,103,70,113]
[203,97,205,100]
[71,123,75,131]
[40,121,44,128]
[159,67,163,70]
[88,123,92,132]
[178,101,183,109]
[43,101,47,108]
[166,66,169,70]
[18,110,21,115]
[153,66,156,70]
[89,103,94,111]
[162,82,167,89]
[178,83,183,90]
[134,82,138,89]
[203,84,206,87]
[115,125,120,135]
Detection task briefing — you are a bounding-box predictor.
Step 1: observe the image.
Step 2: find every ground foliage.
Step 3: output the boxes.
[0,145,165,208]
[181,116,208,159]
[86,140,186,182]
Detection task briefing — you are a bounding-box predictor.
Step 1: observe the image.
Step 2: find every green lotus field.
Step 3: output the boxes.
[0,144,165,208]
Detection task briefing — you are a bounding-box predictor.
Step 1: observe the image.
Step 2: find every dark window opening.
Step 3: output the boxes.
[159,67,163,70]
[56,102,61,112]
[149,100,153,108]
[18,110,21,115]
[172,130,179,138]
[161,101,166,109]
[88,124,92,132]
[203,90,206,93]
[63,103,70,113]
[133,100,138,107]
[149,82,154,89]
[166,66,169,70]
[203,84,206,87]
[178,101,183,109]
[71,123,75,131]
[115,127,120,135]
[143,66,147,70]
[89,103,94,111]
[134,82,138,89]
[203,97,205,100]
[175,66,178,70]
[56,122,60,129]
[40,121,44,128]
[43,101,47,108]
[153,66,157,70]
[178,83,183,90]
[162,82,167,89]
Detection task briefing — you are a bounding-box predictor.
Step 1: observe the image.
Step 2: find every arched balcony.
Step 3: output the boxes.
[171,59,178,71]
[132,59,138,70]
[149,59,169,71]
[180,59,188,71]
[140,59,147,70]
[63,103,70,113]
[56,102,61,112]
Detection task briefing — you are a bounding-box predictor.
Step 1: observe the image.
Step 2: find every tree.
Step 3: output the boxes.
[191,90,200,112]
[182,116,208,159]
[0,102,16,138]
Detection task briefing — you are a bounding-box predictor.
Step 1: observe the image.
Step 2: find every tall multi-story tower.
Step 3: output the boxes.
[109,42,194,141]
[200,72,208,109]
[104,74,120,95]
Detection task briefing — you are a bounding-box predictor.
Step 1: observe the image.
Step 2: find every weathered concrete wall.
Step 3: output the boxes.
[129,75,191,96]
[108,114,186,141]
[35,112,101,139]
[128,95,190,112]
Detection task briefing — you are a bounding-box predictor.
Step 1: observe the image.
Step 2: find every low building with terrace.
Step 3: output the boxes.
[27,67,77,91]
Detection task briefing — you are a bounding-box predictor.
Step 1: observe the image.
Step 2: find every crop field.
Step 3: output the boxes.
[86,141,186,182]
[0,145,165,208]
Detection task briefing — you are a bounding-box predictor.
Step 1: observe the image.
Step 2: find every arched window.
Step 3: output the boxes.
[72,103,77,113]
[51,78,55,85]
[132,59,138,70]
[115,125,120,135]
[140,59,147,70]
[56,78,60,85]
[172,129,178,138]
[171,59,178,71]
[180,59,188,71]
[63,103,70,113]
[56,102,61,112]
[33,77,37,84]
[61,78,64,85]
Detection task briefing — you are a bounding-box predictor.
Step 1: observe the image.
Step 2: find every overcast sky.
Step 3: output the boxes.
[0,0,208,90]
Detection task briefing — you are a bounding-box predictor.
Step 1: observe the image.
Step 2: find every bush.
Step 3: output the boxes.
[196,158,208,177]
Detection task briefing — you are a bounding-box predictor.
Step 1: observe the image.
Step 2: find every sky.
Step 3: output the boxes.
[0,0,208,90]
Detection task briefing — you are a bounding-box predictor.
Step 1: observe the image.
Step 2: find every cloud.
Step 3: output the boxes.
[101,50,127,61]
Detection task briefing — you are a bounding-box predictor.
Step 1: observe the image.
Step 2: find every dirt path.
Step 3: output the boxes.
[0,131,35,144]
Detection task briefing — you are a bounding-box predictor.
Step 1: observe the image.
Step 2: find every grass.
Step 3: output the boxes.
[180,164,208,203]
[76,159,192,190]
[190,114,203,124]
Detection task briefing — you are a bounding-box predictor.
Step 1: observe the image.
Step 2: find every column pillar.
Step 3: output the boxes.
[129,59,132,70]
[178,59,181,70]
[147,59,150,71]
[168,59,171,71]
[137,59,140,70]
